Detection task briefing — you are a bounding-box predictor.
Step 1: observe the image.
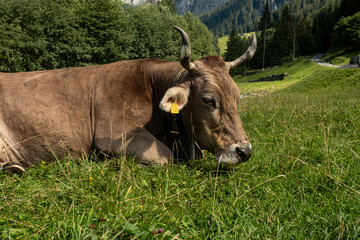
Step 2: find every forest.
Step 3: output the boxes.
[0,0,359,73]
[224,0,360,71]
[200,0,353,37]
[0,0,218,72]
[174,0,228,16]
[200,0,298,36]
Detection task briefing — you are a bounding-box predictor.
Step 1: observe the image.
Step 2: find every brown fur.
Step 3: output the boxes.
[0,54,252,168]
[198,56,227,68]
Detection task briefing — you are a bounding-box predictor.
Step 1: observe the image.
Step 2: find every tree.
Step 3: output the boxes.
[158,0,176,13]
[224,26,248,75]
[258,1,272,33]
[257,1,272,70]
[339,0,360,18]
[332,12,360,49]
[269,3,296,65]
[182,12,218,59]
[77,0,133,65]
[312,5,338,52]
[0,0,47,71]
[297,17,315,55]
[39,0,91,69]
[224,27,240,62]
[0,0,218,72]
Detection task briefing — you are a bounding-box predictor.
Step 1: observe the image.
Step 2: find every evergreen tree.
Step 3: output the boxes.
[297,17,315,55]
[339,0,360,18]
[269,3,296,65]
[257,1,272,70]
[258,1,272,33]
[312,5,337,52]
[224,26,240,62]
[200,0,266,36]
[224,26,248,75]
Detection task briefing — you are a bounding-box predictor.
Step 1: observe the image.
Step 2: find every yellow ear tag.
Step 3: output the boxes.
[171,102,179,114]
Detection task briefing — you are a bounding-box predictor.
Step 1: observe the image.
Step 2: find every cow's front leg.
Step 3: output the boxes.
[0,161,26,174]
[125,130,171,165]
[95,129,171,166]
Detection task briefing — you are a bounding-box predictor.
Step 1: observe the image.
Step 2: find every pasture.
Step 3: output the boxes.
[218,36,228,56]
[0,58,359,239]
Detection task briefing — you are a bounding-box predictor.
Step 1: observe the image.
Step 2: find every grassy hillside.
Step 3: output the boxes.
[235,58,317,93]
[236,57,360,93]
[218,36,228,56]
[1,58,359,239]
[322,48,360,66]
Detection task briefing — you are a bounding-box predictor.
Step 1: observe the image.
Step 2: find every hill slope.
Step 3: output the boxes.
[1,55,359,239]
[175,0,229,15]
[236,57,360,94]
[200,0,284,36]
[201,0,340,36]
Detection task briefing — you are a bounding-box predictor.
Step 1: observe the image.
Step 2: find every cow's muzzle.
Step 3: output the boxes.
[216,143,252,165]
[235,143,252,162]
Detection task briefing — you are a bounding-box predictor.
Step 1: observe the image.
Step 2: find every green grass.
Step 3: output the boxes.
[235,58,318,94]
[218,36,228,56]
[322,48,360,66]
[1,58,360,239]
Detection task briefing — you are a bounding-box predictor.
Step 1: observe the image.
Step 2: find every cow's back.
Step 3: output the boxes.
[0,67,96,166]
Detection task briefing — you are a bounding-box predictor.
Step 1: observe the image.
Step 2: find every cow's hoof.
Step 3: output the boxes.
[138,158,168,168]
[0,162,26,174]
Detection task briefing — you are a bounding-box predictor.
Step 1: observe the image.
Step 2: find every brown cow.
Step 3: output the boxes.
[0,26,256,173]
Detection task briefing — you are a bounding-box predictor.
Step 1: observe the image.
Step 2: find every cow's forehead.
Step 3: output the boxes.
[194,59,240,100]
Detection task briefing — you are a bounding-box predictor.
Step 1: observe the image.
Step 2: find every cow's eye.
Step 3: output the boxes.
[202,97,217,108]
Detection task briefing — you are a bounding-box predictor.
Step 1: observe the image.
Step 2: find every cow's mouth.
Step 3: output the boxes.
[215,143,252,165]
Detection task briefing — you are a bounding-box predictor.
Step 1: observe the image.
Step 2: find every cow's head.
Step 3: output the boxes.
[160,26,256,164]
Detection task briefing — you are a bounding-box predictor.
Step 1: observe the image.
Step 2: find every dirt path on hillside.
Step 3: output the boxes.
[311,54,359,69]
[311,54,339,67]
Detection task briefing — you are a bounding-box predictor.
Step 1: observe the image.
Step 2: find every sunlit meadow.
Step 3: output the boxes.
[0,59,359,239]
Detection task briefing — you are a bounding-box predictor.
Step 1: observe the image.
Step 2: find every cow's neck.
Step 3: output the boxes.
[147,63,195,160]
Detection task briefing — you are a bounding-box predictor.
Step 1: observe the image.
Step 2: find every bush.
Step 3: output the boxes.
[332,12,360,49]
[0,0,218,72]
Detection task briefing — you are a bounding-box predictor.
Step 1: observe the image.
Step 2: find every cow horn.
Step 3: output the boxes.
[174,26,197,73]
[226,34,257,69]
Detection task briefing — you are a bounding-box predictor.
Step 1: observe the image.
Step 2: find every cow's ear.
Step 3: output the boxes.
[159,86,190,112]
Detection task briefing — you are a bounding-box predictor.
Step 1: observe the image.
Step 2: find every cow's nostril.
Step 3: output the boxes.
[235,147,246,160]
[235,144,252,162]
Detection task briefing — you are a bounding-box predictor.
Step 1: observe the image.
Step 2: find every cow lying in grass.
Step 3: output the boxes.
[0,26,256,173]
